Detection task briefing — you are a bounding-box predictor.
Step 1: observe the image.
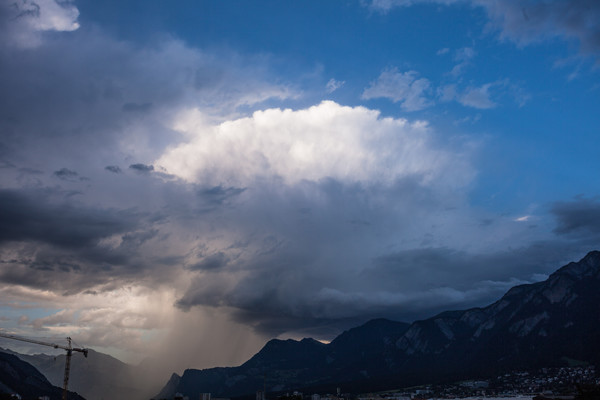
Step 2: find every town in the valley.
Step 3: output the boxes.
[163,366,600,400]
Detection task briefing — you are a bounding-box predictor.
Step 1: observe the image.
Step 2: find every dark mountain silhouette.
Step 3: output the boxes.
[165,319,411,400]
[16,349,142,400]
[156,251,600,399]
[154,373,181,400]
[0,350,85,400]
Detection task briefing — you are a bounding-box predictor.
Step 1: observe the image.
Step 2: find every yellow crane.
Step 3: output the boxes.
[0,332,88,400]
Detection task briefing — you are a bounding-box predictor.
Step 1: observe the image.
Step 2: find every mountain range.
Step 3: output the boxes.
[0,350,85,400]
[155,250,600,399]
[9,348,145,400]
[2,251,599,400]
[3,347,178,400]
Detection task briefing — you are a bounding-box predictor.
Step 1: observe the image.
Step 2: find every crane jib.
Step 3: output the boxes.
[0,332,88,400]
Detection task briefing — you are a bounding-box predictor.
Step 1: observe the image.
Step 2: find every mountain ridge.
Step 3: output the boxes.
[156,250,600,399]
[4,347,170,400]
[0,350,85,400]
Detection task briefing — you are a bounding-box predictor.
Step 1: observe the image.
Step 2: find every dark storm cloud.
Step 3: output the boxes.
[483,0,600,55]
[551,197,600,236]
[29,259,81,273]
[105,165,122,174]
[0,188,138,248]
[53,167,78,180]
[0,160,15,169]
[0,223,174,294]
[0,25,290,180]
[120,229,159,249]
[18,167,43,174]
[231,311,365,340]
[173,177,457,333]
[0,171,256,293]
[176,229,587,338]
[368,244,581,292]
[0,34,135,162]
[0,0,34,45]
[0,253,110,294]
[122,102,153,113]
[0,186,168,293]
[188,252,229,271]
[129,163,154,173]
[199,185,246,206]
[0,8,296,299]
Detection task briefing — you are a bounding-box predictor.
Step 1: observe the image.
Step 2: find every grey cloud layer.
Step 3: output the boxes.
[0,0,79,48]
[0,187,157,292]
[552,197,600,236]
[0,25,294,175]
[171,173,595,336]
[0,189,137,248]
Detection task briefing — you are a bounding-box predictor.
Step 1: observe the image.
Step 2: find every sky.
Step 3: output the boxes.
[0,0,599,380]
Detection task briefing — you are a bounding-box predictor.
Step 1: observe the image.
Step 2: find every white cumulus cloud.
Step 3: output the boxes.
[156,101,470,188]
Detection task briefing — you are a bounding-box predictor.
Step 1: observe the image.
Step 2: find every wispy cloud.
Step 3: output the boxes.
[129,164,155,174]
[53,167,79,181]
[450,47,476,77]
[438,82,497,109]
[369,0,460,13]
[326,78,345,93]
[458,83,498,109]
[362,68,433,111]
[368,0,600,59]
[105,166,122,174]
[438,79,529,109]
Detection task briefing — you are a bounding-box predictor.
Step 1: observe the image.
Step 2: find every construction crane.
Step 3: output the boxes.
[0,332,88,400]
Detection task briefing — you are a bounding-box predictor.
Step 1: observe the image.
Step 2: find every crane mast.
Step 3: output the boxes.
[0,332,88,400]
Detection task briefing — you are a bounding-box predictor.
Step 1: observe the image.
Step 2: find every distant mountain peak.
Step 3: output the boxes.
[300,337,325,344]
[154,372,181,400]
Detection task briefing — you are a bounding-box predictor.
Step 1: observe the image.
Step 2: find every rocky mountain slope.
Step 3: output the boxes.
[14,349,143,400]
[167,319,411,399]
[0,351,85,400]
[156,251,600,399]
[3,347,176,400]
